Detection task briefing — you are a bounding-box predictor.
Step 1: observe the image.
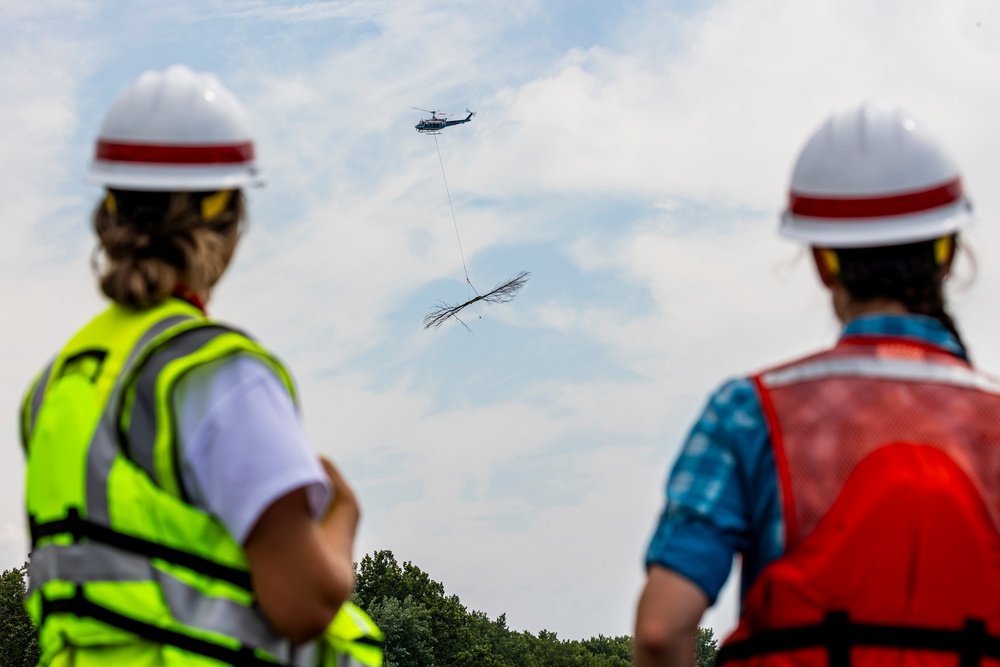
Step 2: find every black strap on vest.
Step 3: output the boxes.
[29,508,253,591]
[41,585,285,667]
[717,611,1000,667]
[353,636,385,648]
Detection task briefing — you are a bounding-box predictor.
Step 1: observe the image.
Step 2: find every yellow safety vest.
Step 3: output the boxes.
[21,298,382,666]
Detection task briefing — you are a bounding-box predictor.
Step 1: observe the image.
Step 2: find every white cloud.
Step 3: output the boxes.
[0,523,27,571]
[460,0,1000,215]
[208,0,391,24]
[0,0,105,578]
[0,0,89,22]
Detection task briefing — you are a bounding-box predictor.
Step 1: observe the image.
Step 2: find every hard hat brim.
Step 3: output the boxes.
[779,199,973,248]
[87,160,267,191]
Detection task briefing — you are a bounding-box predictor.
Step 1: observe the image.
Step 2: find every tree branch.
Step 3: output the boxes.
[423,271,530,331]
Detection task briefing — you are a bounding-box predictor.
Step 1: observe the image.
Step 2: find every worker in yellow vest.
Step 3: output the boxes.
[20,64,382,666]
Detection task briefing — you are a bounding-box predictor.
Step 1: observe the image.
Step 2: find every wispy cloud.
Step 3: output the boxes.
[209,0,391,24]
[0,0,107,571]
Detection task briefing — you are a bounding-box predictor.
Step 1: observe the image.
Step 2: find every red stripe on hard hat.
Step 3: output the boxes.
[96,140,255,165]
[789,179,963,219]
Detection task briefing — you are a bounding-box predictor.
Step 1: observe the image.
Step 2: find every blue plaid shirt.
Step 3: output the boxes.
[645,313,966,604]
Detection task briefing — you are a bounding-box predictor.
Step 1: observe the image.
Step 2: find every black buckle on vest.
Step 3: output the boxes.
[39,584,86,622]
[354,635,385,648]
[29,508,85,545]
[825,611,849,667]
[960,619,988,667]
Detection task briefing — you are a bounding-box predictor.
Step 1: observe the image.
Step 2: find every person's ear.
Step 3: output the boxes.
[935,236,956,278]
[811,247,839,288]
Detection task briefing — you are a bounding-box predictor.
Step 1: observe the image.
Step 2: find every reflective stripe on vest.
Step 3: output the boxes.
[121,322,297,501]
[124,324,231,493]
[85,313,195,526]
[20,358,56,451]
[28,506,252,590]
[29,542,290,659]
[761,355,1000,394]
[24,302,308,666]
[718,338,1000,666]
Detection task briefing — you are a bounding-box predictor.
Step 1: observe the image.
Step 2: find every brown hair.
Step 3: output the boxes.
[92,190,244,309]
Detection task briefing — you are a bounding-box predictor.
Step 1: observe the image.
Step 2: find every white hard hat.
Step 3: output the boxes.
[780,103,972,248]
[87,65,265,191]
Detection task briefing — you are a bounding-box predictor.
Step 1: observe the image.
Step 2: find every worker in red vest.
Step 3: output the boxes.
[633,103,1000,667]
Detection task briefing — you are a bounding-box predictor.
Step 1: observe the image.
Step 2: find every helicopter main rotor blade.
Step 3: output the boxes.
[411,107,464,116]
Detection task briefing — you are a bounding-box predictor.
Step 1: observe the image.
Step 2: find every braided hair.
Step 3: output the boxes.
[832,235,967,357]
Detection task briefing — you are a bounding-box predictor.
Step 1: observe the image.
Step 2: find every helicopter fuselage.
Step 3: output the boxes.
[415,111,474,134]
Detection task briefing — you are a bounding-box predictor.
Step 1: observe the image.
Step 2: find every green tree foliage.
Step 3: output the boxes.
[354,550,446,608]
[527,628,629,666]
[0,551,722,667]
[366,595,435,667]
[466,611,531,666]
[0,562,40,667]
[696,626,719,667]
[354,551,473,665]
[582,634,632,666]
[0,550,722,667]
[353,549,720,667]
[0,551,718,667]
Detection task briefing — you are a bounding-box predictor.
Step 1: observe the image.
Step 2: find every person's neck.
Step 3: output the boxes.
[832,284,907,324]
[172,284,209,313]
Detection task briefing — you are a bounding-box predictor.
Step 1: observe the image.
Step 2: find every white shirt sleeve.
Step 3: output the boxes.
[172,353,332,545]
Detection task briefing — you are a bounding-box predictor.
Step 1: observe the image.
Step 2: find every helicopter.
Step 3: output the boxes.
[413,108,475,134]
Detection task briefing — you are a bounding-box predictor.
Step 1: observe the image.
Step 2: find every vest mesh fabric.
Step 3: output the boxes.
[718,338,1000,666]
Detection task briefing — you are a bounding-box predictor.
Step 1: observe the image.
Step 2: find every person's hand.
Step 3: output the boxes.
[318,455,360,534]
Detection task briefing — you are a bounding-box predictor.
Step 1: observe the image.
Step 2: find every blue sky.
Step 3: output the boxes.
[5,0,1000,642]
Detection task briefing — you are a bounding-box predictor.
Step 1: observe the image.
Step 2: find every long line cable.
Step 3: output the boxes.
[433,133,478,296]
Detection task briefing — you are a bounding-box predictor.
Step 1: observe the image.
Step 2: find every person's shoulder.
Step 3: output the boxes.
[687,377,772,469]
[703,377,764,431]
[707,377,757,404]
[201,319,291,375]
[164,324,289,410]
[183,351,286,395]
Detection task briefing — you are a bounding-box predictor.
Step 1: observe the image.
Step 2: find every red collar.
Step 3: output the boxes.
[172,285,207,314]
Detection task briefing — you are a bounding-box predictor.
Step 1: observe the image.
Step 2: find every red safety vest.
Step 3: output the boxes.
[717,335,1000,667]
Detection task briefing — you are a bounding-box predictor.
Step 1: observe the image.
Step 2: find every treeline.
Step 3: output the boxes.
[0,564,39,667]
[353,549,718,667]
[0,555,719,666]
